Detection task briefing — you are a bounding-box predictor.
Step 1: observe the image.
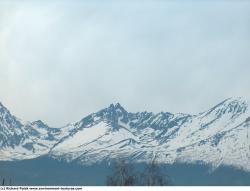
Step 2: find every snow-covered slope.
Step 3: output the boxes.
[0,103,68,160]
[0,98,250,172]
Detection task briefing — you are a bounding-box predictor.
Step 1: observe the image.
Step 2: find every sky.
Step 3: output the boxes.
[0,0,250,127]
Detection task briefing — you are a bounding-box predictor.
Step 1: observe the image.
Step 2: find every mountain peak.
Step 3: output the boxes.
[224,97,246,103]
[31,120,49,128]
[203,97,248,118]
[0,101,17,120]
[108,102,127,113]
[114,102,122,108]
[108,102,122,108]
[222,97,247,109]
[1,98,250,173]
[0,101,8,113]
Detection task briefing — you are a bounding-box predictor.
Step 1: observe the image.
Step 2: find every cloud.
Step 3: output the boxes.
[0,1,250,126]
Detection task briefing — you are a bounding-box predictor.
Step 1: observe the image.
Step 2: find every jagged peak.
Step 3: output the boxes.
[219,97,247,109]
[224,97,246,103]
[202,97,248,117]
[0,101,8,112]
[155,111,173,118]
[108,102,122,108]
[0,101,17,119]
[108,102,127,113]
[114,102,122,108]
[31,120,49,128]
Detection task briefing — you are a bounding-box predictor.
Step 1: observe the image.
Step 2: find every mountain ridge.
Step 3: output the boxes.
[0,97,250,172]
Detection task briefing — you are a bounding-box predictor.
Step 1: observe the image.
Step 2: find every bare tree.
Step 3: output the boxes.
[107,157,172,186]
[106,159,136,186]
[140,157,172,186]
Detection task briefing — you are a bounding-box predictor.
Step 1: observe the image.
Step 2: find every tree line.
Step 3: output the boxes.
[106,158,173,186]
[1,177,12,186]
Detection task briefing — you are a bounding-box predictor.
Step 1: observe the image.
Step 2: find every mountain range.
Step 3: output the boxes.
[0,97,250,174]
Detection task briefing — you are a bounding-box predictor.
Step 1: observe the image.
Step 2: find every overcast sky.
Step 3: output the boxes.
[0,0,250,126]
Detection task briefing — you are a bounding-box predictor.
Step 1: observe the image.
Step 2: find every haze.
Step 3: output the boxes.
[0,0,250,126]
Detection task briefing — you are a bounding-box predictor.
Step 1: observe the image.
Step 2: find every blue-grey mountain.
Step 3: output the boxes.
[0,98,250,185]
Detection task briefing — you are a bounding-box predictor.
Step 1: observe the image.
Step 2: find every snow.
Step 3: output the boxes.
[53,122,109,151]
[1,97,250,172]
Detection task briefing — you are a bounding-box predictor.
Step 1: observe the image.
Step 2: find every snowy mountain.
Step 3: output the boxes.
[0,98,250,172]
[0,102,24,148]
[0,103,63,160]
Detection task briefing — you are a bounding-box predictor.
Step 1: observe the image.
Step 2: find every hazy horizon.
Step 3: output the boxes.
[0,0,250,126]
